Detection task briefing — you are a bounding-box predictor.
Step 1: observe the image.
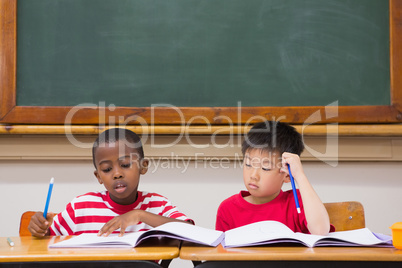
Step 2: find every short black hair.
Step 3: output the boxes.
[92,128,144,168]
[242,121,304,156]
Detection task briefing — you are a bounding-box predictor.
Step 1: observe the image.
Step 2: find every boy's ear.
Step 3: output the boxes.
[94,170,103,184]
[283,174,291,183]
[280,168,291,183]
[140,159,149,175]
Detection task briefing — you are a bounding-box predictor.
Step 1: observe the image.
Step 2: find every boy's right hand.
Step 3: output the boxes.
[28,212,54,237]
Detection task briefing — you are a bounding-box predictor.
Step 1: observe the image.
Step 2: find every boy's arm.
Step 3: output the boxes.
[282,152,330,236]
[28,211,55,238]
[98,210,192,237]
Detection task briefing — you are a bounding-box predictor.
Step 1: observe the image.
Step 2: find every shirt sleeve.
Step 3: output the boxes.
[215,201,231,232]
[157,195,194,224]
[49,201,76,236]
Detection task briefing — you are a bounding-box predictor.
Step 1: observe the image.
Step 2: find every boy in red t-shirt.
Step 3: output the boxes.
[216,121,333,235]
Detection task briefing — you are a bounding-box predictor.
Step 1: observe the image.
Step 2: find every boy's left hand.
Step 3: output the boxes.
[281,152,305,180]
[98,210,143,237]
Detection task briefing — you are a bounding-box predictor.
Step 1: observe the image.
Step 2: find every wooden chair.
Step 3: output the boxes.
[324,201,365,231]
[19,211,57,236]
[19,211,35,236]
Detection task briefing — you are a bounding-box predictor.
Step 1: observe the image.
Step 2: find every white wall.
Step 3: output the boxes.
[1,159,401,267]
[1,159,401,235]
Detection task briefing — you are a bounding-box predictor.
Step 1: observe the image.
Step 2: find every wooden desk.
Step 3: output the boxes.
[0,236,180,268]
[180,243,402,268]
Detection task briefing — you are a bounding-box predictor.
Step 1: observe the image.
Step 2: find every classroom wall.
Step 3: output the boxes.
[1,159,401,236]
[1,138,402,267]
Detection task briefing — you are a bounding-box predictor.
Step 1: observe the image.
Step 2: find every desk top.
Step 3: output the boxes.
[180,243,402,262]
[0,236,180,262]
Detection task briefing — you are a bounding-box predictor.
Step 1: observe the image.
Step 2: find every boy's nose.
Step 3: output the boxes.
[114,173,123,179]
[250,168,259,180]
[113,167,123,179]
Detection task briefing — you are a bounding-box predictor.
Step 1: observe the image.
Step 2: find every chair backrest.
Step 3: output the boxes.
[19,211,57,236]
[324,201,365,231]
[19,211,36,236]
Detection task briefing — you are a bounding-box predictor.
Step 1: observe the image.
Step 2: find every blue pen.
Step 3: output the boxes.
[287,165,301,214]
[43,177,54,219]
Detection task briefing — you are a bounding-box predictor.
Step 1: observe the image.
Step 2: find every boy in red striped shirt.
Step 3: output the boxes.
[29,128,193,237]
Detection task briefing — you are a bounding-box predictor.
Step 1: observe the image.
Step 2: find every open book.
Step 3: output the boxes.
[223,220,393,248]
[49,222,224,248]
[48,220,393,249]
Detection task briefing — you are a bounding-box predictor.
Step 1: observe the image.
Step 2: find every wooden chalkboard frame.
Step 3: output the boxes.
[1,0,402,126]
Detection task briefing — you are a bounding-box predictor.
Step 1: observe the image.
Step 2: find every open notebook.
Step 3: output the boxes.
[48,222,224,248]
[48,220,392,248]
[223,221,393,248]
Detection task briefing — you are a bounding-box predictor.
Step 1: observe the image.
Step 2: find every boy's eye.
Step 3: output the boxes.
[121,163,131,168]
[102,167,112,173]
[262,167,271,171]
[244,163,251,168]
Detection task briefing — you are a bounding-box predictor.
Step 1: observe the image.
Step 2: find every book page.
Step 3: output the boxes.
[224,221,301,247]
[49,222,224,248]
[314,228,392,247]
[48,232,144,248]
[145,222,224,246]
[223,221,393,248]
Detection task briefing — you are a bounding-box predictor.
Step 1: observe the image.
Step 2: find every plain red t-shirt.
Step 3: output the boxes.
[216,190,311,233]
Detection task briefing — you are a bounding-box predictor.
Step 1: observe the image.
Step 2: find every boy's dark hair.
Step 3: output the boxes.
[242,121,304,156]
[92,128,144,168]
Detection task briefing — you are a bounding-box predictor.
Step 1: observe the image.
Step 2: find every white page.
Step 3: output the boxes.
[223,221,393,248]
[314,228,392,246]
[48,232,145,248]
[224,221,300,247]
[49,222,224,248]
[147,222,224,246]
[292,228,393,248]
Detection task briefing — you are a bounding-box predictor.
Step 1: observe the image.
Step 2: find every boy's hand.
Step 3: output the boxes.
[28,211,54,237]
[98,210,143,237]
[281,152,305,181]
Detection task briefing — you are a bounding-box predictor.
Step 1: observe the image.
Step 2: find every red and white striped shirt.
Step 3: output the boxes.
[49,191,191,236]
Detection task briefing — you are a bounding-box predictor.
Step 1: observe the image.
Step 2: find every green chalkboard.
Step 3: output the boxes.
[16,0,390,108]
